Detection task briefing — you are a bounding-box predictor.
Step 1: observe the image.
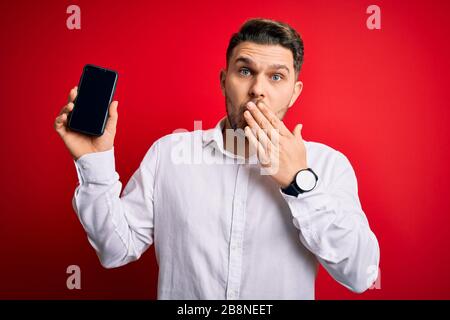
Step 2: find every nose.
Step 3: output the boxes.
[248,75,265,101]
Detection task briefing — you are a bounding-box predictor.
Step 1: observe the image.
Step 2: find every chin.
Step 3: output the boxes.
[229,117,247,131]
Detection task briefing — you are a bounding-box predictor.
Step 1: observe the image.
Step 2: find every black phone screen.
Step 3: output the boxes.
[68,64,118,136]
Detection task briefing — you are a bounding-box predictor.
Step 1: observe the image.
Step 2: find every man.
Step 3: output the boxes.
[54,18,380,299]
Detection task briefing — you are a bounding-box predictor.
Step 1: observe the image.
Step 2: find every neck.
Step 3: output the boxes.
[222,118,252,159]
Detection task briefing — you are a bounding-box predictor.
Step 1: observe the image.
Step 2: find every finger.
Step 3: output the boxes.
[246,101,275,134]
[256,101,292,137]
[68,86,78,103]
[104,101,119,133]
[293,123,303,140]
[244,110,272,151]
[257,127,272,156]
[58,102,74,116]
[269,127,280,160]
[244,126,270,165]
[54,113,68,136]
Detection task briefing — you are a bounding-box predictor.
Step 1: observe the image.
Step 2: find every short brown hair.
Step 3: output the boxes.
[226,18,304,76]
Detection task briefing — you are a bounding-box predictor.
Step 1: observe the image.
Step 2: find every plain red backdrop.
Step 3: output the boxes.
[0,0,449,299]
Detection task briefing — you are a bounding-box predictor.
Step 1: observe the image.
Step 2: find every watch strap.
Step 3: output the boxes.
[281,182,303,196]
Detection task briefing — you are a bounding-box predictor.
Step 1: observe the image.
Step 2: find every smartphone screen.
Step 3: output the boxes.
[68,64,118,136]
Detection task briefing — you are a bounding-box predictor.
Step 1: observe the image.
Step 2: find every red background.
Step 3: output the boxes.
[1,0,449,299]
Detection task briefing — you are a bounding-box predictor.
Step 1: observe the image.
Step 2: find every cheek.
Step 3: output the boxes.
[276,108,289,120]
[226,75,248,99]
[266,86,293,117]
[273,84,294,104]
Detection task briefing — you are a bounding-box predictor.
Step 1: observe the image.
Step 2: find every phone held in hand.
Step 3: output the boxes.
[68,64,118,136]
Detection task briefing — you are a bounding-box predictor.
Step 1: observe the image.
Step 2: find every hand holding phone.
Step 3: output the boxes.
[54,64,119,160]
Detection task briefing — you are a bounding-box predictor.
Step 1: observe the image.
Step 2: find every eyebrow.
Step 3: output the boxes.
[234,56,290,74]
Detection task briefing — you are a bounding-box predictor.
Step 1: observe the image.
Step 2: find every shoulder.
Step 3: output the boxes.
[304,140,355,183]
[305,140,350,164]
[154,129,203,150]
[141,129,203,163]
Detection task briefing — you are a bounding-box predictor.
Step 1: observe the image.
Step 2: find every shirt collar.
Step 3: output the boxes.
[202,116,258,162]
[202,116,227,149]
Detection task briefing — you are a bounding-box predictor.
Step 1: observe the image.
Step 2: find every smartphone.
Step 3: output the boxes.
[68,64,118,136]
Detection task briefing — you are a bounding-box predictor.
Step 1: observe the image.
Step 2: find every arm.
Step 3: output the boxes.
[242,100,380,293]
[281,152,380,293]
[72,142,159,269]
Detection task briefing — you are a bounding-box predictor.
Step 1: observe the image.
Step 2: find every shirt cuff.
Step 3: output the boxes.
[279,180,333,220]
[73,147,116,184]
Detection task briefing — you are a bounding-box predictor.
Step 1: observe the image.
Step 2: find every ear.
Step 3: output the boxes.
[220,69,227,96]
[288,81,303,108]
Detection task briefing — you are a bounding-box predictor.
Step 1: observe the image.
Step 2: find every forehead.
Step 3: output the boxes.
[230,41,294,69]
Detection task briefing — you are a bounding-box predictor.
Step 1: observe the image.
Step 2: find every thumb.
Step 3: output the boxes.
[105,101,119,133]
[293,123,303,140]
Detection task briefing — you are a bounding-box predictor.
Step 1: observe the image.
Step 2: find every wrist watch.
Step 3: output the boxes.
[282,168,318,197]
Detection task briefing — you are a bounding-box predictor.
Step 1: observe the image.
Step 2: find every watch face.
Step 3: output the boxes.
[296,169,317,191]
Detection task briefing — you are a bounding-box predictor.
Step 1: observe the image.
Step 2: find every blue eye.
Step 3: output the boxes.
[239,68,251,77]
[272,74,282,81]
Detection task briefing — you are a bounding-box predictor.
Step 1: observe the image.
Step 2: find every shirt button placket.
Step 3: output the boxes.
[226,165,249,300]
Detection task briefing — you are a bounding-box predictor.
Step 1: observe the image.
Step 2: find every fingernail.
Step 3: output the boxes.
[247,101,255,109]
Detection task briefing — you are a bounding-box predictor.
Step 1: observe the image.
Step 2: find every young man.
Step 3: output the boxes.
[54,18,380,299]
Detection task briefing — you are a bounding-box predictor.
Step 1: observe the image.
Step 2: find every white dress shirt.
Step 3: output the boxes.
[72,117,380,300]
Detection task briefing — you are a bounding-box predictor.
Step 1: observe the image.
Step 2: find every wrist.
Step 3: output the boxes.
[281,167,318,197]
[281,164,308,188]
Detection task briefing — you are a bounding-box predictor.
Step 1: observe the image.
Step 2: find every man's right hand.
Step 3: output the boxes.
[54,86,119,161]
